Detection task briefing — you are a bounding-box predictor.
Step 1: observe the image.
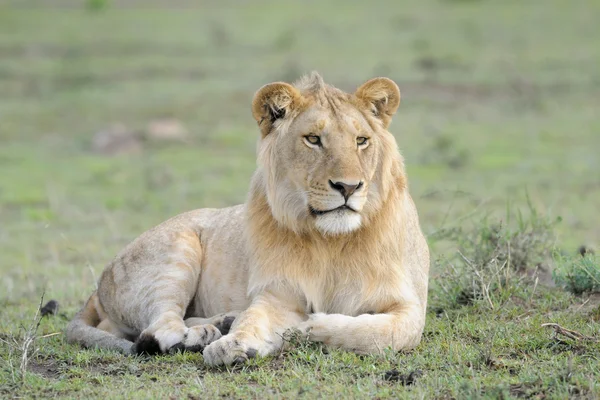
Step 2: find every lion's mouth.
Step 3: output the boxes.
[309,204,357,216]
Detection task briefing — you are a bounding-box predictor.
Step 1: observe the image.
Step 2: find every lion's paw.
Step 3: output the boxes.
[296,313,338,344]
[202,335,257,366]
[168,324,222,354]
[208,312,239,335]
[185,324,222,351]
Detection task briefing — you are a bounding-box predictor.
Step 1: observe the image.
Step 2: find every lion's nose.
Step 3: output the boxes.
[329,180,364,200]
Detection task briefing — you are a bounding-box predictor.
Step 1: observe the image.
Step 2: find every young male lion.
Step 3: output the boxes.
[67,72,430,366]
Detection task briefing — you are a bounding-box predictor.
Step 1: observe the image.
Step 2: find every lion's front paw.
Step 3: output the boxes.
[174,324,223,353]
[296,313,348,345]
[297,313,329,341]
[202,335,258,367]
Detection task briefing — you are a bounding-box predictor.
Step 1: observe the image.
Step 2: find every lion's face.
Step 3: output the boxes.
[269,104,378,235]
[252,73,402,236]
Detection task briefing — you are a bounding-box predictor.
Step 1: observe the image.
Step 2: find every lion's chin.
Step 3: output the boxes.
[314,211,362,236]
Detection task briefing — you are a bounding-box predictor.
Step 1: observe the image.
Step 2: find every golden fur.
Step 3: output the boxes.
[66,72,430,366]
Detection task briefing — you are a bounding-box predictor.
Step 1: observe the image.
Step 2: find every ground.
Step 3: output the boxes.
[1,0,599,398]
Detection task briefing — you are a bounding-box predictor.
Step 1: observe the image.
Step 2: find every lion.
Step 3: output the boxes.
[66,72,430,366]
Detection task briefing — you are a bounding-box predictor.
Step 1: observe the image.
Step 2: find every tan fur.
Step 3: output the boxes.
[66,73,430,365]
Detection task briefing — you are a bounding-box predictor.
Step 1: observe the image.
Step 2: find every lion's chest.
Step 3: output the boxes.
[249,235,403,317]
[297,274,384,316]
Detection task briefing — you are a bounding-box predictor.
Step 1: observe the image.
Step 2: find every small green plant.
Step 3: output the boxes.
[86,0,109,12]
[553,252,600,295]
[430,204,558,310]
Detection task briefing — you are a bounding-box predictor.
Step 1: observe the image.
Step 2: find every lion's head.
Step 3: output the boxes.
[250,72,405,236]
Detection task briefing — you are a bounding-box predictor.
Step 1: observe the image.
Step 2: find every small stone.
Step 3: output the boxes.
[145,119,189,142]
[91,124,142,155]
[40,299,59,317]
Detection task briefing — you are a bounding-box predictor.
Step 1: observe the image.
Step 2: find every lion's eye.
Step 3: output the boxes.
[356,137,369,146]
[304,135,322,146]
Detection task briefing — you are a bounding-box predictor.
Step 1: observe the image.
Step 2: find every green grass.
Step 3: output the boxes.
[1,0,600,398]
[554,252,600,295]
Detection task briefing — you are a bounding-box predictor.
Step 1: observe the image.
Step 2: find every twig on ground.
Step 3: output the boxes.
[87,262,98,290]
[575,298,590,313]
[40,332,61,339]
[20,292,46,382]
[528,266,539,304]
[541,323,598,342]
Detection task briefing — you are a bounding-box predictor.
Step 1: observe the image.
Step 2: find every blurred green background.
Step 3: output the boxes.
[1,0,599,305]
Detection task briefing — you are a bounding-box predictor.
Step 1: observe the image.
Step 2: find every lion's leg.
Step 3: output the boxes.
[202,289,305,366]
[97,318,130,340]
[127,230,225,354]
[296,302,425,354]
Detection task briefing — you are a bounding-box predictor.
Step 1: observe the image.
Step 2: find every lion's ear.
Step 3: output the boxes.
[354,77,400,128]
[252,82,302,137]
